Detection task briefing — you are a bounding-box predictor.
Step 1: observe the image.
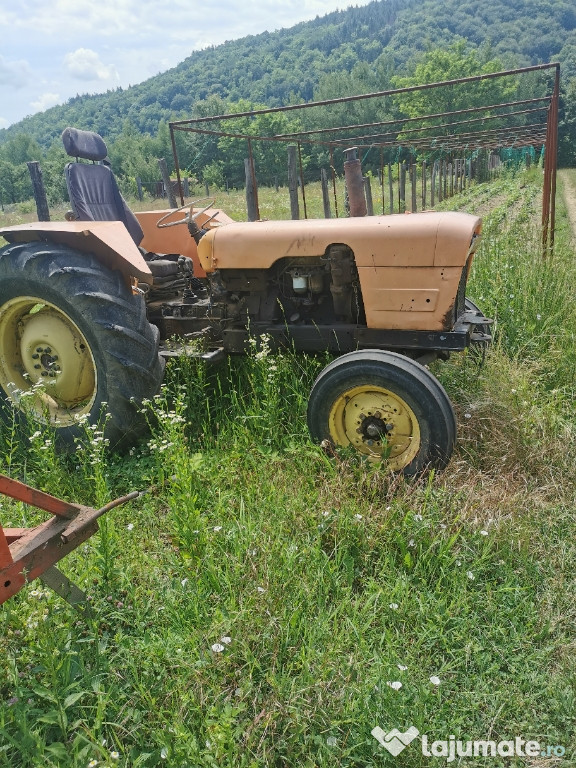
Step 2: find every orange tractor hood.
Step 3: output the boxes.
[197,211,482,272]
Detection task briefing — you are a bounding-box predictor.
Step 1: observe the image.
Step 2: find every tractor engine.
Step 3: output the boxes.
[220,245,363,325]
[144,244,364,341]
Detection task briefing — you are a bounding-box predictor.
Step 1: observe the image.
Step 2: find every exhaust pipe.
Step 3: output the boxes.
[343,147,367,217]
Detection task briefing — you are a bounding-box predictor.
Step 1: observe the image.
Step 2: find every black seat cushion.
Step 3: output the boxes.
[62,127,144,246]
[64,162,144,246]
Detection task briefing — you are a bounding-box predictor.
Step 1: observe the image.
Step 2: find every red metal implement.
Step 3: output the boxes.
[0,474,138,608]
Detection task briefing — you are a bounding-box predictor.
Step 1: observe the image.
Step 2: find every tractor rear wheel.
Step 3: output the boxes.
[0,241,164,448]
[307,350,456,475]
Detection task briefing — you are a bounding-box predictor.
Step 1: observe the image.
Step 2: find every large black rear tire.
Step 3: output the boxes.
[307,350,456,475]
[0,241,164,448]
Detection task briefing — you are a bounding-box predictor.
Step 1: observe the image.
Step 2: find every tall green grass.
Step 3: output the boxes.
[1,169,575,767]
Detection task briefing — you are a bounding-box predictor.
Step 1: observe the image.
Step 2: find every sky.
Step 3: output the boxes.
[0,0,373,129]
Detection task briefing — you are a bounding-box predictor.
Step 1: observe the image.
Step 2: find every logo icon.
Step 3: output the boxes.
[372,726,420,756]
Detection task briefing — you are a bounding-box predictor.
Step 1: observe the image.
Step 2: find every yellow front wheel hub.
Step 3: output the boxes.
[328,384,421,469]
[0,296,97,425]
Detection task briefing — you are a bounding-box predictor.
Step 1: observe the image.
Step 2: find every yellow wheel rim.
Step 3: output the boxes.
[328,384,421,469]
[0,296,97,426]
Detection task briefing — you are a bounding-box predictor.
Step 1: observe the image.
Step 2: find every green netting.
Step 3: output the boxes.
[500,146,539,164]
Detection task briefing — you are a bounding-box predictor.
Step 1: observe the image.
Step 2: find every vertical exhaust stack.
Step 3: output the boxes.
[343,147,367,217]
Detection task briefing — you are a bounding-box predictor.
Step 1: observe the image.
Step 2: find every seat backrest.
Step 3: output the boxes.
[62,127,144,246]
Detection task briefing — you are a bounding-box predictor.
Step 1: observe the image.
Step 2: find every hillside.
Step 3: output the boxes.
[1,0,575,150]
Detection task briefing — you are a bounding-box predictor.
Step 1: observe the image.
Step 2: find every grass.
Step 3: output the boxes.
[1,167,576,767]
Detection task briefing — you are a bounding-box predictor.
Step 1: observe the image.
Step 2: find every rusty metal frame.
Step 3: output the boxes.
[542,65,560,255]
[169,62,560,254]
[0,474,138,609]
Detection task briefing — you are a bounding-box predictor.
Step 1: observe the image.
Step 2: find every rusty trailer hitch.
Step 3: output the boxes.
[0,474,138,611]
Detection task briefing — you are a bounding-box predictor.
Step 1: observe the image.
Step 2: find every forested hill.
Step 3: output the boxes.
[1,0,575,150]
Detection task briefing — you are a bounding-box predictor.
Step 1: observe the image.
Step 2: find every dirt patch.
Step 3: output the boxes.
[467,191,509,220]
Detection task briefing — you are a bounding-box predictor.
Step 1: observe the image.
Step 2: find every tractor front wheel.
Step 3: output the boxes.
[0,242,164,448]
[307,350,456,475]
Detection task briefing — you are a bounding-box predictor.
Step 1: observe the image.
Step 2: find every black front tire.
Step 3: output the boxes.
[307,350,456,475]
[0,241,164,448]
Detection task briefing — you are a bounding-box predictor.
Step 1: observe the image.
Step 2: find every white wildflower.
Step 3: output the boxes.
[211,643,225,653]
[386,681,402,690]
[430,675,441,686]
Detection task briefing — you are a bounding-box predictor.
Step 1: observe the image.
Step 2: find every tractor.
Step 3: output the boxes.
[0,127,489,475]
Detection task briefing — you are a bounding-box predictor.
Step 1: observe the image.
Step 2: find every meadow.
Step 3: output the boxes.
[0,167,575,767]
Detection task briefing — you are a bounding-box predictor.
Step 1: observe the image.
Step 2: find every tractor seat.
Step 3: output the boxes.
[61,127,182,283]
[62,126,144,247]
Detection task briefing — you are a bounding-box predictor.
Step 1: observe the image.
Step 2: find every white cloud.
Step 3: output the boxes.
[0,0,371,127]
[0,0,136,36]
[30,93,61,112]
[63,48,118,81]
[0,117,9,128]
[0,55,31,88]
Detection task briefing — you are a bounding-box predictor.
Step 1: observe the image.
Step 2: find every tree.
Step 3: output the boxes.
[558,76,576,167]
[39,140,69,205]
[108,121,160,186]
[389,41,519,160]
[0,160,30,204]
[0,134,43,165]
[190,100,304,187]
[391,41,514,121]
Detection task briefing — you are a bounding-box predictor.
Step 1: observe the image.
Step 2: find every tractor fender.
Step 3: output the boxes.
[0,221,153,285]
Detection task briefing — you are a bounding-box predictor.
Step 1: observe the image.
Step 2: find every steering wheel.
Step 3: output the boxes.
[156,197,216,229]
